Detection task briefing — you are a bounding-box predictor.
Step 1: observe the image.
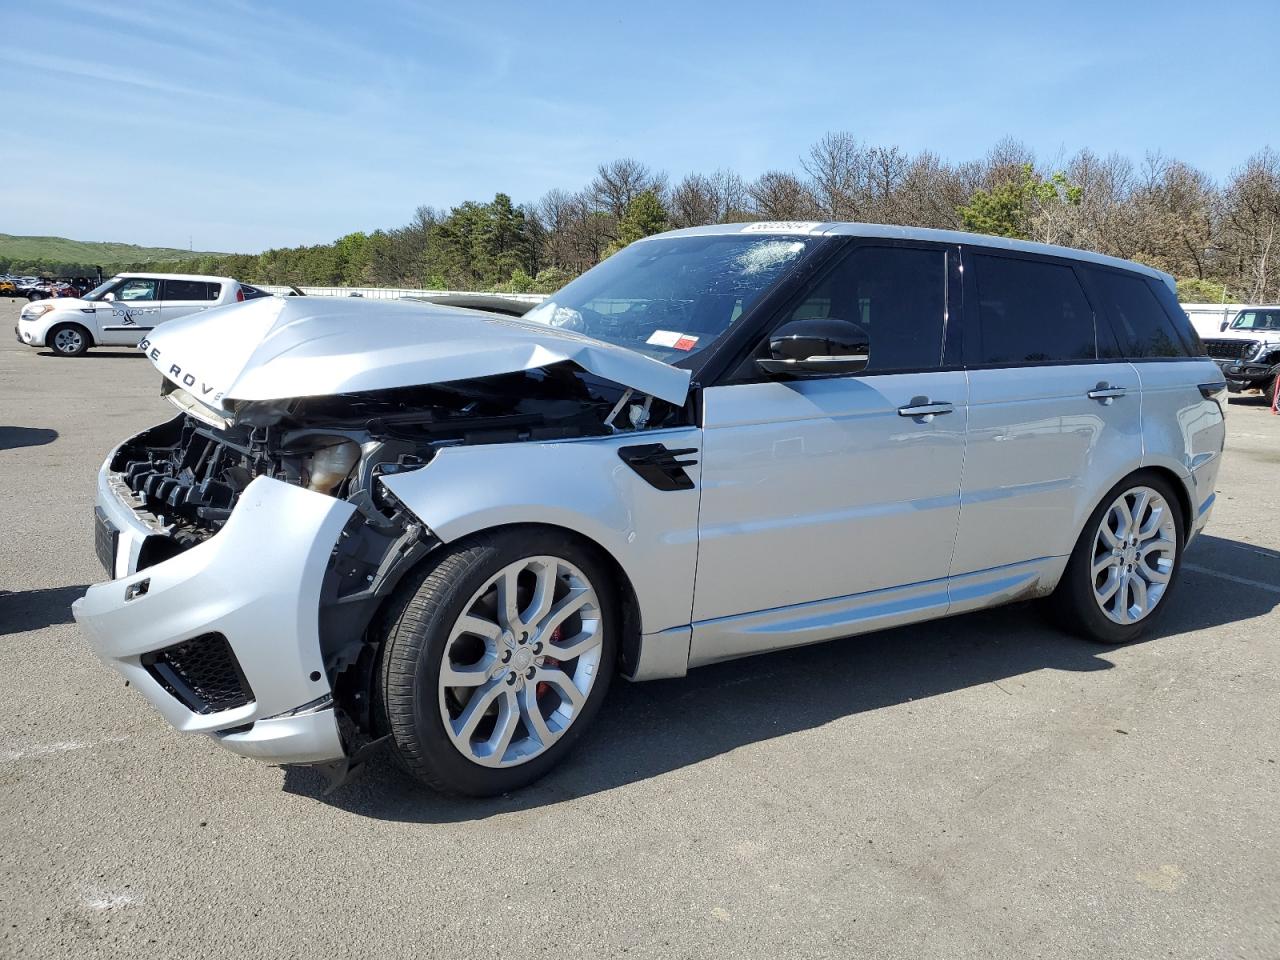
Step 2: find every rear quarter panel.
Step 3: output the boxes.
[1134,358,1226,533]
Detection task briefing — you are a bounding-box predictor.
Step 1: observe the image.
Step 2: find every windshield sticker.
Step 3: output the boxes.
[646,330,699,350]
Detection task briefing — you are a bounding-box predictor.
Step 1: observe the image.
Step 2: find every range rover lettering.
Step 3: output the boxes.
[72,222,1225,796]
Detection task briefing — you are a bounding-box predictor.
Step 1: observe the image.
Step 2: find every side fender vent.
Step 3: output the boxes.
[618,444,699,492]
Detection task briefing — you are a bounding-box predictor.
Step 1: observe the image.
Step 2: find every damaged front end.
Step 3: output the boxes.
[74,361,687,773]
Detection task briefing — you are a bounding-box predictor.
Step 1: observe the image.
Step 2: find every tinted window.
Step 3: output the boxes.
[163,279,215,301]
[776,245,946,372]
[240,284,270,300]
[1090,269,1192,358]
[972,254,1095,364]
[115,278,159,301]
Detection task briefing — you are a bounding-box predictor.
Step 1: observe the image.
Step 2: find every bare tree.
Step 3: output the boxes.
[589,158,666,219]
[802,132,869,219]
[669,169,753,227]
[1222,149,1280,302]
[747,170,819,220]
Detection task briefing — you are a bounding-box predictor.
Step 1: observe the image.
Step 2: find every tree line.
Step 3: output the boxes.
[19,134,1280,302]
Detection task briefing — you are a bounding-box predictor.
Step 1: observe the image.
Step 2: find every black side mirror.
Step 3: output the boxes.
[756,317,870,377]
[1219,320,1229,332]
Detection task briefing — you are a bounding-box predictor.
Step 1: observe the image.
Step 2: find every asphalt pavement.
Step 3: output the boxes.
[1,297,1277,959]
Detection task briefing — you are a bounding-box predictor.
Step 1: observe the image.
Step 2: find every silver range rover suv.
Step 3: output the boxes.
[73,222,1225,796]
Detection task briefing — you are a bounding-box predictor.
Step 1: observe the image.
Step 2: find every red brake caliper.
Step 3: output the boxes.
[536,626,561,699]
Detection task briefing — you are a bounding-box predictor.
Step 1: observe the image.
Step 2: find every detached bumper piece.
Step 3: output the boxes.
[73,475,357,765]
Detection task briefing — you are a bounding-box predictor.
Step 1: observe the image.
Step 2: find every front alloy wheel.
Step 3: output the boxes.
[439,556,604,768]
[379,528,617,796]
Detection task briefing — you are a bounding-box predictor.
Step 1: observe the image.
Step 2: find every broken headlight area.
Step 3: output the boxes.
[118,363,682,544]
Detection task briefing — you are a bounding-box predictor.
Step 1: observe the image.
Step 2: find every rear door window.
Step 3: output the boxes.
[772,244,947,372]
[1089,268,1193,358]
[162,279,215,301]
[970,253,1096,364]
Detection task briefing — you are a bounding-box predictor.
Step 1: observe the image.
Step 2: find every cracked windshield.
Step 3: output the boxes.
[521,234,810,362]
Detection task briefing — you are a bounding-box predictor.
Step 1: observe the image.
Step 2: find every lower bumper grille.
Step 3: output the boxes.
[141,632,255,714]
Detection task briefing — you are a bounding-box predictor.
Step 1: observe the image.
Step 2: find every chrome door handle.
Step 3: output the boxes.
[1087,385,1128,404]
[898,400,954,419]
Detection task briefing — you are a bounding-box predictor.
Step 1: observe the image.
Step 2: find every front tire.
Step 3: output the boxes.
[1048,473,1185,644]
[48,323,90,357]
[378,527,618,796]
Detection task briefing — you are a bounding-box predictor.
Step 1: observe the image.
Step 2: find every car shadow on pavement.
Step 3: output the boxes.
[0,426,58,450]
[0,585,90,635]
[284,532,1278,822]
[36,350,141,359]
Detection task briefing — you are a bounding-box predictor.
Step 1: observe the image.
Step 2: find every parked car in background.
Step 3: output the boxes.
[73,222,1224,797]
[0,279,16,296]
[15,273,257,356]
[1200,305,1280,397]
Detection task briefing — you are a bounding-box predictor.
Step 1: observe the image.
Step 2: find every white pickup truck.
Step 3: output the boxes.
[14,273,271,356]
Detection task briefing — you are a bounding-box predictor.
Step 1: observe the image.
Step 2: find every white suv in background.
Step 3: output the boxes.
[15,273,270,356]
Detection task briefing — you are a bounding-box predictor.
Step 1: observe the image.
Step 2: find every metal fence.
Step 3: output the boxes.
[255,284,548,304]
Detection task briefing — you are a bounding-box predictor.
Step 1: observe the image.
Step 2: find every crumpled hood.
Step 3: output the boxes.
[141,295,691,409]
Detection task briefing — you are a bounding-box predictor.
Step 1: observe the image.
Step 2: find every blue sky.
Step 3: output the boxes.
[2,0,1276,253]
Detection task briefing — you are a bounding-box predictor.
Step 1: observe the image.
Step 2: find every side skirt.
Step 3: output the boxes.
[683,557,1065,670]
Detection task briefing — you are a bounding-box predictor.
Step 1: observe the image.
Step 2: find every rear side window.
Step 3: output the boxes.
[163,279,216,301]
[777,245,946,372]
[1090,269,1193,358]
[971,253,1096,364]
[239,284,270,300]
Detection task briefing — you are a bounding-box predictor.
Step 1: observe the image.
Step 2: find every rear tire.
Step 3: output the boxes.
[378,527,618,796]
[48,323,90,357]
[1047,472,1186,644]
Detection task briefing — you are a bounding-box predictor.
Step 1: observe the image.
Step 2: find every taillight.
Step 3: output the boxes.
[235,288,245,302]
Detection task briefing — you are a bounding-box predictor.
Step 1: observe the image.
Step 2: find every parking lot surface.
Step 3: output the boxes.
[2,298,1278,959]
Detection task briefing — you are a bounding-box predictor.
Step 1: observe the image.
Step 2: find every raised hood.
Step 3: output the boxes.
[141,296,692,411]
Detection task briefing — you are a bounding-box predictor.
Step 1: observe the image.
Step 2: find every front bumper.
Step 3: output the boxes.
[1216,358,1273,391]
[14,320,38,345]
[72,468,356,764]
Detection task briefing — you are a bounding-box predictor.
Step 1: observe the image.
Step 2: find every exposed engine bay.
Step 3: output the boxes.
[107,364,685,755]
[114,364,683,543]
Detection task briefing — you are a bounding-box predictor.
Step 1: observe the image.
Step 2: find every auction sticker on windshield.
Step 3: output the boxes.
[646,330,699,351]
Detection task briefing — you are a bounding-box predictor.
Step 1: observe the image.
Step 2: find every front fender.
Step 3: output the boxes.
[379,429,702,638]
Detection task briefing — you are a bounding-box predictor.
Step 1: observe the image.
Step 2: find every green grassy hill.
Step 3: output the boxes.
[0,233,228,267]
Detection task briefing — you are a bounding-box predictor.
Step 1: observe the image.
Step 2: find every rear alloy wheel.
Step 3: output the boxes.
[1090,486,1178,625]
[1048,474,1185,644]
[48,323,89,357]
[379,529,617,796]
